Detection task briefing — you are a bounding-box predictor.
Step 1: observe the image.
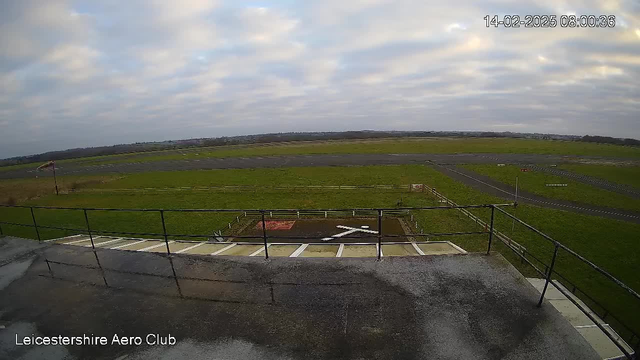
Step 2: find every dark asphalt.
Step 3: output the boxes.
[0,238,599,360]
[526,165,640,199]
[3,153,638,180]
[432,165,640,224]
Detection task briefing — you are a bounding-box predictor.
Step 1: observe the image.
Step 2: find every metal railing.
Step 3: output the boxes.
[491,206,639,359]
[0,204,508,260]
[0,202,638,358]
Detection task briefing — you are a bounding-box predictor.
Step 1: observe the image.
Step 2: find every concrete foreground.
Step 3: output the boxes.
[0,237,599,359]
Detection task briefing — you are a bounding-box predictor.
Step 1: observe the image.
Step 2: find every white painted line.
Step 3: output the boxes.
[336,225,378,234]
[290,244,309,257]
[175,242,205,254]
[111,240,146,249]
[336,244,345,257]
[46,234,83,243]
[575,324,602,329]
[138,241,174,252]
[411,242,426,256]
[63,237,93,245]
[86,238,123,248]
[249,244,271,257]
[211,243,236,255]
[447,241,468,254]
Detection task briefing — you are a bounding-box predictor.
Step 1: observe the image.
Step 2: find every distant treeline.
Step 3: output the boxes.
[579,135,640,147]
[1,131,637,167]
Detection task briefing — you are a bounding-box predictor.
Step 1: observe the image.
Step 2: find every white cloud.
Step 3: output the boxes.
[0,0,639,157]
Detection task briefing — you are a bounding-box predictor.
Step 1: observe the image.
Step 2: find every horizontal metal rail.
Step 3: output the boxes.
[0,204,513,212]
[494,205,640,302]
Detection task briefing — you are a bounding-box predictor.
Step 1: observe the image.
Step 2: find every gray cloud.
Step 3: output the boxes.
[0,0,639,157]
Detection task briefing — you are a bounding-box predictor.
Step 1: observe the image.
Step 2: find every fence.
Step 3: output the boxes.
[0,204,507,259]
[420,186,639,358]
[68,184,421,194]
[0,202,638,358]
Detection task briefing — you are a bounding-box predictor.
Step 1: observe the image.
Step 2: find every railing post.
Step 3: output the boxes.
[160,210,171,255]
[261,211,269,259]
[30,207,41,242]
[83,209,95,249]
[0,220,4,236]
[486,206,495,255]
[377,209,383,260]
[537,243,560,307]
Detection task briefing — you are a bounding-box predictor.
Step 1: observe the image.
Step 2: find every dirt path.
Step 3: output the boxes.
[431,165,640,224]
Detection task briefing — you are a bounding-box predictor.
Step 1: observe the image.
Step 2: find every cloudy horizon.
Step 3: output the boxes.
[1,0,639,158]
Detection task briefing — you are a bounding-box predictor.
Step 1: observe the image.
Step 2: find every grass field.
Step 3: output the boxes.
[560,164,640,190]
[461,164,640,212]
[3,137,640,171]
[1,164,639,340]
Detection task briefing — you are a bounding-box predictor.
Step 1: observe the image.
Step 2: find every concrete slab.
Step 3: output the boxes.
[119,240,159,251]
[91,237,125,248]
[145,241,198,253]
[417,242,462,255]
[98,238,135,249]
[577,326,630,359]
[549,299,595,327]
[527,278,568,300]
[265,245,299,257]
[52,235,90,244]
[300,244,339,257]
[181,243,231,255]
[340,244,377,257]
[526,278,634,359]
[217,244,263,256]
[0,242,601,360]
[381,244,419,256]
[109,239,145,249]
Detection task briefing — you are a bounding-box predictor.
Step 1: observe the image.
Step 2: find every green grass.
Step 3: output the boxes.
[1,164,639,340]
[461,164,640,212]
[0,175,118,204]
[560,164,640,190]
[4,137,640,170]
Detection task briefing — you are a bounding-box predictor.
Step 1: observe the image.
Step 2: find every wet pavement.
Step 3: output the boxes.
[0,237,600,359]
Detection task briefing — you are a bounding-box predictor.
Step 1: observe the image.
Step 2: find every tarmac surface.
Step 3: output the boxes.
[0,236,600,360]
[432,165,640,224]
[2,153,638,180]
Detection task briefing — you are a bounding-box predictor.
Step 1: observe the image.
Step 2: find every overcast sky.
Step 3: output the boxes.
[1,0,639,157]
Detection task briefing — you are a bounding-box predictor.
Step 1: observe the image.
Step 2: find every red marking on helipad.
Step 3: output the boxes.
[256,221,296,230]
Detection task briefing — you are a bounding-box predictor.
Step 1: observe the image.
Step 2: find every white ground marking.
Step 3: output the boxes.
[85,238,123,248]
[322,225,378,242]
[175,242,205,254]
[447,241,468,254]
[250,244,271,257]
[211,243,236,255]
[336,244,345,257]
[111,240,146,249]
[290,244,309,257]
[336,225,378,234]
[63,237,94,245]
[411,242,426,256]
[138,241,174,252]
[46,234,83,243]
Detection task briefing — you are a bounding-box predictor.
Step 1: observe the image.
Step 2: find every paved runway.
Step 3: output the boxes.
[2,153,637,180]
[432,165,640,224]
